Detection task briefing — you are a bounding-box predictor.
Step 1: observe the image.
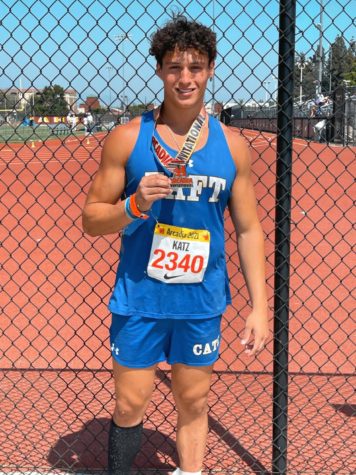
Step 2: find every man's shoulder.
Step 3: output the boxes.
[219,122,249,153]
[215,122,251,175]
[101,116,143,166]
[108,115,142,139]
[219,121,244,140]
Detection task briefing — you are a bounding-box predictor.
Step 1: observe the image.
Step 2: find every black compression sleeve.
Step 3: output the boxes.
[108,419,143,475]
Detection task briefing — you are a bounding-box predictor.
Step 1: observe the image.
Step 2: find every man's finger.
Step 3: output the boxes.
[143,175,171,187]
[257,339,266,352]
[246,336,265,355]
[241,328,251,345]
[141,185,171,194]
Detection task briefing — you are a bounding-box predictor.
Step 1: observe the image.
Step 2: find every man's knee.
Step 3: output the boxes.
[174,390,210,418]
[114,392,151,425]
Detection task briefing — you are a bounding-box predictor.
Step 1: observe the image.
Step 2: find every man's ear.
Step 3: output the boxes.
[209,61,215,79]
[156,63,162,79]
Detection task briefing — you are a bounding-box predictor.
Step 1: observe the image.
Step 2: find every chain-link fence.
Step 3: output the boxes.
[0,1,354,474]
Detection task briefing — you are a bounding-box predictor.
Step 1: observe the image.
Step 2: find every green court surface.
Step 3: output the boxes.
[0,123,85,143]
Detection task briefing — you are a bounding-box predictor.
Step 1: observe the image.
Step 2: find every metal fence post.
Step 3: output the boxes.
[272,0,296,474]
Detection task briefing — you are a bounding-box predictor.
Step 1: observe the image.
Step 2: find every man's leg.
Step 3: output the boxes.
[108,360,157,474]
[171,364,214,473]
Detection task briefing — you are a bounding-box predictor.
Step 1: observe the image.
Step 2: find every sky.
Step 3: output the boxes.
[0,0,354,107]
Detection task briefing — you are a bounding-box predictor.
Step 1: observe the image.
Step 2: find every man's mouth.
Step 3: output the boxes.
[176,87,195,95]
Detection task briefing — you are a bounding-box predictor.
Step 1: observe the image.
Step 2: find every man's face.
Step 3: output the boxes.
[156,48,214,109]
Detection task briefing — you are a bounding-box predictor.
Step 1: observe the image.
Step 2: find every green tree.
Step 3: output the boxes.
[33,85,69,116]
[294,37,356,102]
[342,40,356,85]
[342,59,356,85]
[294,52,318,101]
[327,36,355,91]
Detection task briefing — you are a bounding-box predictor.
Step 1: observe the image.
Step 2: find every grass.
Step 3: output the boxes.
[0,123,86,143]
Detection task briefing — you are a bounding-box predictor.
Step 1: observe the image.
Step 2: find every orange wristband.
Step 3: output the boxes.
[129,193,149,219]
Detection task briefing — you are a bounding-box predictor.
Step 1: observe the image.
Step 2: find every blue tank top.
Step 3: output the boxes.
[108,110,236,319]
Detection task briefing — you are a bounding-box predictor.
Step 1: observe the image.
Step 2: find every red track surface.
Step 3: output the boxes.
[0,131,355,473]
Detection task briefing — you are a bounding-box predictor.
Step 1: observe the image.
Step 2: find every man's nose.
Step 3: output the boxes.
[179,67,191,84]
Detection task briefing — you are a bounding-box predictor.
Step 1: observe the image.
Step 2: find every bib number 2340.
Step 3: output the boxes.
[147,223,210,284]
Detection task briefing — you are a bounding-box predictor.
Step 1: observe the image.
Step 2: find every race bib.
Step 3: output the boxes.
[147,223,210,284]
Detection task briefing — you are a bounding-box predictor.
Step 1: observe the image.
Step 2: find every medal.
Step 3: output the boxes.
[151,105,206,188]
[168,163,193,188]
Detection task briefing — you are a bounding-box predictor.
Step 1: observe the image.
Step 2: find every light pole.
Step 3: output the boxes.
[316,0,324,95]
[120,94,129,123]
[211,0,216,115]
[296,55,307,104]
[271,75,278,103]
[263,80,271,103]
[11,91,17,121]
[114,33,132,112]
[106,65,113,110]
[120,94,128,109]
[329,46,332,93]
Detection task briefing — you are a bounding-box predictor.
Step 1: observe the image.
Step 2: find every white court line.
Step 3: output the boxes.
[293,139,311,148]
[249,141,274,146]
[247,135,310,149]
[247,137,274,144]
[249,141,268,147]
[248,138,276,145]
[251,145,276,150]
[251,140,277,148]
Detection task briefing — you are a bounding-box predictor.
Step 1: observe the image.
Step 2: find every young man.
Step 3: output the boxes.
[82,16,269,475]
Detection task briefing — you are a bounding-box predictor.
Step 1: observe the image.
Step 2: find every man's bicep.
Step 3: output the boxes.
[85,161,125,205]
[226,133,260,234]
[84,130,129,205]
[229,174,260,235]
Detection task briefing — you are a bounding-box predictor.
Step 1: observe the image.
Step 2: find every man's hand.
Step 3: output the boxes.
[135,174,172,211]
[241,308,269,357]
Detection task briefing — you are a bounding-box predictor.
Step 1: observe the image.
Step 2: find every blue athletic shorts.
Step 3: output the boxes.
[110,314,222,368]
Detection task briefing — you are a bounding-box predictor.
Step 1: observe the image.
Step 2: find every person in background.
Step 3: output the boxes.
[67,112,77,131]
[85,111,94,136]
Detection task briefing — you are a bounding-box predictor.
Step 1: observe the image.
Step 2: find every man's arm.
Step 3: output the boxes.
[82,118,171,237]
[224,126,269,356]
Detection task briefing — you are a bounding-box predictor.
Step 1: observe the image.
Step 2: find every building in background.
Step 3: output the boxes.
[63,89,78,111]
[78,96,101,113]
[0,87,78,115]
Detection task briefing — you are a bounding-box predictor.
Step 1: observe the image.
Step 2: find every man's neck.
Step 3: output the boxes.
[160,101,204,135]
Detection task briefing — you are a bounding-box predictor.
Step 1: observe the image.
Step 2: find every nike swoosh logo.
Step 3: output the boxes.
[163,273,184,280]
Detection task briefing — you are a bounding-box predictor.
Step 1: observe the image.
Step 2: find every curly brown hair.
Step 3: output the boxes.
[149,16,217,66]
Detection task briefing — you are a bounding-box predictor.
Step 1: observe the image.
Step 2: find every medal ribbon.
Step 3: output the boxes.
[152,106,206,175]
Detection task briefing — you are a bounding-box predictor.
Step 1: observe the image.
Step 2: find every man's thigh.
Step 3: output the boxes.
[112,359,157,408]
[168,315,222,366]
[171,363,214,403]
